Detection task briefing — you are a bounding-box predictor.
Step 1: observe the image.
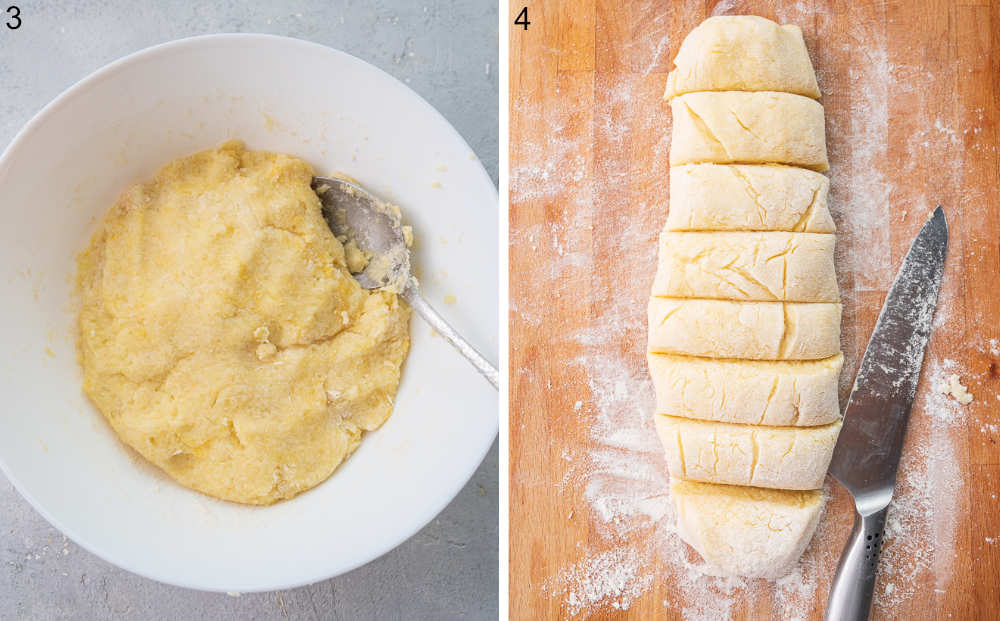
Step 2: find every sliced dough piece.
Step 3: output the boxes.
[666,164,833,233]
[664,15,820,100]
[670,91,829,171]
[652,231,838,302]
[648,352,843,426]
[655,415,841,490]
[648,298,841,360]
[670,479,824,579]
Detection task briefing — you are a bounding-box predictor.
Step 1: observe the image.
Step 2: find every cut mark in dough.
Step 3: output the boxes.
[791,186,822,232]
[683,101,734,160]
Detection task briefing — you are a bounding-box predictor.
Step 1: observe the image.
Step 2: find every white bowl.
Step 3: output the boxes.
[0,34,497,592]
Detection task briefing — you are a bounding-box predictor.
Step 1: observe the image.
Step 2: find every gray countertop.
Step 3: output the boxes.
[0,2,498,619]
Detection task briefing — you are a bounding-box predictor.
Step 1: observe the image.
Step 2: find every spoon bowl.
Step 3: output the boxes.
[312,176,499,389]
[312,176,411,292]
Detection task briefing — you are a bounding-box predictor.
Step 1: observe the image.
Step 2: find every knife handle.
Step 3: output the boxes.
[824,506,889,621]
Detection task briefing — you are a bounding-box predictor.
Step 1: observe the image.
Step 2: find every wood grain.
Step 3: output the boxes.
[509,1,1000,618]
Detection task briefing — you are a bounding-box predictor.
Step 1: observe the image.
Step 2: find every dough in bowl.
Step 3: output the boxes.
[76,141,411,505]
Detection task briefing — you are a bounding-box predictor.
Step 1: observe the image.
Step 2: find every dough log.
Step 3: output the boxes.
[664,15,820,100]
[665,164,833,233]
[647,297,841,360]
[653,14,838,580]
[670,91,829,171]
[652,231,838,302]
[670,479,824,579]
[648,352,843,426]
[655,415,842,490]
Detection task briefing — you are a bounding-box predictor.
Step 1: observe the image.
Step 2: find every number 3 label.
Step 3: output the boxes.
[6,5,21,30]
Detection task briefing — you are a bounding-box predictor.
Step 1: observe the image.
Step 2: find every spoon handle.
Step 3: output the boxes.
[401,279,499,390]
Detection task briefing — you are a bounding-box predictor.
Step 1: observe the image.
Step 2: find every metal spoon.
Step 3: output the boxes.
[312,176,499,390]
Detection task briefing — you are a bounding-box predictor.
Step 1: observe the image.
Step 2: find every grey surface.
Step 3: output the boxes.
[0,2,498,620]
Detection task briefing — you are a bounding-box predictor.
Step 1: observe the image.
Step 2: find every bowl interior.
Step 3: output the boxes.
[0,34,497,592]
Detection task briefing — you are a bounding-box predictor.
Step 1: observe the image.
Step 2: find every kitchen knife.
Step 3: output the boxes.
[824,206,948,621]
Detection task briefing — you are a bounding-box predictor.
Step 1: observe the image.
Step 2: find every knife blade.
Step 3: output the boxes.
[825,206,948,621]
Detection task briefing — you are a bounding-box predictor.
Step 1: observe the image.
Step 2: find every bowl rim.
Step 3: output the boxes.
[0,32,499,593]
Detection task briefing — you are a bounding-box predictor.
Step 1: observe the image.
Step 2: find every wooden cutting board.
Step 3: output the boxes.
[509,1,1000,618]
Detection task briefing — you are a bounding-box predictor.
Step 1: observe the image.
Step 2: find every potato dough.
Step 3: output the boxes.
[670,479,824,579]
[652,231,838,302]
[656,14,837,581]
[76,141,411,505]
[647,298,841,360]
[648,352,843,426]
[670,91,829,171]
[655,415,842,490]
[664,15,820,100]
[665,164,833,233]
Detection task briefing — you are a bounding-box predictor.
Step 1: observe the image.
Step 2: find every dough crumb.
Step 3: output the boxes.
[343,239,372,273]
[253,326,277,360]
[385,201,403,221]
[938,374,973,405]
[256,342,278,361]
[431,181,442,189]
[444,294,457,305]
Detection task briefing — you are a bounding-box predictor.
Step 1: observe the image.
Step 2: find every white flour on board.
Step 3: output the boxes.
[512,7,984,619]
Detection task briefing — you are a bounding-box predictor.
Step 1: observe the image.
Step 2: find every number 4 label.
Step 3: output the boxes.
[514,7,529,30]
